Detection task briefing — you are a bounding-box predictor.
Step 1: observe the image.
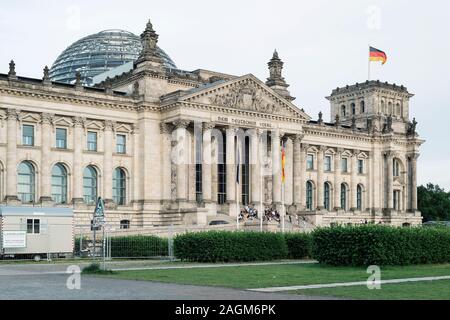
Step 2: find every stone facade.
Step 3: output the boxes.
[0,20,424,229]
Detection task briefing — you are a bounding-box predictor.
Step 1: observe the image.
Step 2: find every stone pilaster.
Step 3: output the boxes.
[5,108,20,202]
[316,145,325,210]
[226,126,237,205]
[293,134,304,209]
[202,123,215,204]
[333,148,343,210]
[385,151,394,210]
[173,120,190,203]
[160,122,173,204]
[350,150,359,211]
[72,117,85,203]
[39,113,54,204]
[410,153,419,211]
[103,120,115,205]
[250,129,261,206]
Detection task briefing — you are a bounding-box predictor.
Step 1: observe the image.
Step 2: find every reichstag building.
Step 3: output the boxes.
[0,20,424,230]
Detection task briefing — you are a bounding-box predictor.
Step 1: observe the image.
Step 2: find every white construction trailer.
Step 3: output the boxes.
[0,206,74,260]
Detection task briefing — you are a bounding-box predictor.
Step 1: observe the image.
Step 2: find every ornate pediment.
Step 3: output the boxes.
[177,75,310,120]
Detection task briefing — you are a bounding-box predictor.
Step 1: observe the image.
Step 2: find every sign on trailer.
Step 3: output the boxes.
[2,231,27,248]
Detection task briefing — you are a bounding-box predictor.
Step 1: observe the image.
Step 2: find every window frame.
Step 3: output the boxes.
[357,159,364,174]
[27,218,40,234]
[306,154,314,170]
[116,134,127,154]
[87,131,98,151]
[341,158,348,173]
[55,127,68,149]
[22,124,35,146]
[324,155,332,172]
[51,163,68,204]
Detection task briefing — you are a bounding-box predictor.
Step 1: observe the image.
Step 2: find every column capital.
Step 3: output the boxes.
[6,108,20,121]
[202,122,215,131]
[132,122,140,134]
[104,120,117,132]
[294,133,305,143]
[318,145,327,153]
[40,112,55,125]
[301,143,310,151]
[226,125,239,135]
[173,119,190,129]
[408,153,420,161]
[159,122,173,134]
[73,116,87,128]
[384,150,397,159]
[336,147,344,155]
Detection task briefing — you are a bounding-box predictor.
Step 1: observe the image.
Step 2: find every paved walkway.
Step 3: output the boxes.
[249,275,450,292]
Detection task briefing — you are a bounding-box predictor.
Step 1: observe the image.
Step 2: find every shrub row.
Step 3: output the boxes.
[110,235,168,257]
[311,225,450,266]
[173,231,300,262]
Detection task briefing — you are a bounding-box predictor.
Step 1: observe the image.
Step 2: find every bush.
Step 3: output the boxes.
[284,233,312,259]
[110,235,168,258]
[174,231,288,262]
[82,263,115,274]
[311,225,450,266]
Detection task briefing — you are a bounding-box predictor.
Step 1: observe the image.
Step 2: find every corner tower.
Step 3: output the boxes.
[326,80,415,134]
[265,50,295,101]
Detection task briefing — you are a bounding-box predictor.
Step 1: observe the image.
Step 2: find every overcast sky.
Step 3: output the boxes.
[1,0,449,189]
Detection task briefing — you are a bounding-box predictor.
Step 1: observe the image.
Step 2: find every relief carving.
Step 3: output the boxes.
[209,82,283,115]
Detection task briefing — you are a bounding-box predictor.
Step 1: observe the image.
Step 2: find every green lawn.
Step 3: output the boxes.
[292,280,450,300]
[107,263,450,290]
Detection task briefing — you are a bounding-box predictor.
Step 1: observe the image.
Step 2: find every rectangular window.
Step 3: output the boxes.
[27,219,40,234]
[195,132,202,203]
[324,156,332,171]
[87,131,97,151]
[306,154,314,170]
[22,124,34,146]
[217,133,227,204]
[55,128,67,149]
[341,158,348,173]
[358,159,364,174]
[116,134,126,154]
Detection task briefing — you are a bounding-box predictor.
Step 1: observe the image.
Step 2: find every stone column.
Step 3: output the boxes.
[316,146,325,210]
[386,152,394,210]
[5,108,20,202]
[300,143,309,210]
[40,113,54,203]
[293,134,304,209]
[202,123,215,204]
[350,150,358,211]
[410,153,419,211]
[333,148,343,210]
[160,122,172,204]
[226,126,237,205]
[272,129,282,205]
[103,120,115,205]
[173,120,190,203]
[250,129,261,206]
[72,117,85,203]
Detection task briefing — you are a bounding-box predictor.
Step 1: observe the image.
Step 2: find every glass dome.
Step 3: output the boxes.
[49,29,176,85]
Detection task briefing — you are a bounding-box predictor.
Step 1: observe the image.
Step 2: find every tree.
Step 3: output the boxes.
[417,183,450,222]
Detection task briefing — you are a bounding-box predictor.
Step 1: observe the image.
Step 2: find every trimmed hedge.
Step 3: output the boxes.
[284,233,312,259]
[110,235,168,258]
[174,231,289,262]
[311,225,450,266]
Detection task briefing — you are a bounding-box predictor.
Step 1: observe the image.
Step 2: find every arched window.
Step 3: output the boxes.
[341,105,346,117]
[340,183,347,211]
[18,161,35,203]
[388,102,393,115]
[52,164,67,204]
[113,168,126,205]
[324,182,331,211]
[357,185,363,211]
[83,166,97,205]
[351,103,356,115]
[381,100,385,113]
[306,181,314,211]
[360,101,365,113]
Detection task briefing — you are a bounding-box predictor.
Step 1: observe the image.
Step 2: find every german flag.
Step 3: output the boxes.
[369,46,387,65]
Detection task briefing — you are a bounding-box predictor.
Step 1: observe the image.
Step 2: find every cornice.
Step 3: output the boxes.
[0,84,139,112]
[161,101,308,124]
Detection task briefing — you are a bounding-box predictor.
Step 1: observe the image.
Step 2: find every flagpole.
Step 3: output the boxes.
[236,140,240,230]
[368,45,371,80]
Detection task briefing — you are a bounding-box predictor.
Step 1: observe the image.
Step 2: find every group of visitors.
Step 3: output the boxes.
[263,207,281,222]
[239,205,258,222]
